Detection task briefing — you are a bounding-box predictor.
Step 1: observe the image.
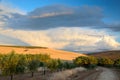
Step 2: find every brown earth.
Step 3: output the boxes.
[88,50,120,60]
[0,67,119,80]
[67,67,120,80]
[67,69,102,80]
[113,69,120,80]
[0,45,86,60]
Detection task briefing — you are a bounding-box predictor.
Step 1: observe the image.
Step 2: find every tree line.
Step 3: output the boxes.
[0,51,76,80]
[0,51,120,80]
[74,56,120,69]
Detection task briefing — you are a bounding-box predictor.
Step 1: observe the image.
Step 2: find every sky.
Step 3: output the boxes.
[0,0,120,53]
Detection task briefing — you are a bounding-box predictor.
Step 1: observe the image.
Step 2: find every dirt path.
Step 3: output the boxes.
[83,70,101,80]
[97,67,119,80]
[68,67,119,80]
[67,69,102,80]
[0,67,119,80]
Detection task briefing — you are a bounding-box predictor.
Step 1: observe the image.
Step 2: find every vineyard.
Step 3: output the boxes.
[0,51,120,80]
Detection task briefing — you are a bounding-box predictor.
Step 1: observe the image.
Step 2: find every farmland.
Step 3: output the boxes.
[0,45,120,80]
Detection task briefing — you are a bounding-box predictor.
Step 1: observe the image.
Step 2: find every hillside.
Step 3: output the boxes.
[0,45,86,60]
[89,50,120,60]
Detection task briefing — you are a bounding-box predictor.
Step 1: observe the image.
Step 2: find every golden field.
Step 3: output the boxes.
[0,45,86,60]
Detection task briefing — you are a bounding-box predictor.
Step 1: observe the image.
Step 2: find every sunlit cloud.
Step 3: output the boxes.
[0,2,120,53]
[0,27,119,52]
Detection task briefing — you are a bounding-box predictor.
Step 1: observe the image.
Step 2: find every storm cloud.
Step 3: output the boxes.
[0,3,120,53]
[0,4,119,31]
[108,24,120,31]
[6,5,106,30]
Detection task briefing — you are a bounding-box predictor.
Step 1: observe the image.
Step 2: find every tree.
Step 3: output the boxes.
[57,59,64,71]
[98,57,114,67]
[15,54,27,74]
[114,58,120,68]
[0,53,52,79]
[47,59,59,71]
[28,60,40,77]
[35,54,51,75]
[63,62,75,69]
[87,56,98,69]
[73,56,89,67]
[0,51,19,80]
[36,54,51,63]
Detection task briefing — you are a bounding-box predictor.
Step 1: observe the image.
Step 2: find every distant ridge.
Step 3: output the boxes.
[89,50,120,60]
[0,45,86,60]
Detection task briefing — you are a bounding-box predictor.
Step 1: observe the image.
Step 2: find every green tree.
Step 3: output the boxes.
[36,54,51,63]
[73,56,89,67]
[47,59,59,71]
[35,54,51,75]
[0,51,19,80]
[57,59,64,71]
[63,62,75,69]
[15,54,27,74]
[87,56,98,69]
[98,57,114,67]
[28,60,40,77]
[114,58,120,68]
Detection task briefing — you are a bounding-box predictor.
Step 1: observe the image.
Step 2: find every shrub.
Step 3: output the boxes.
[98,57,114,67]
[114,58,120,68]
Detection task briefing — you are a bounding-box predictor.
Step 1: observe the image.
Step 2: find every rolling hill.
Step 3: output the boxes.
[0,45,86,60]
[89,50,120,60]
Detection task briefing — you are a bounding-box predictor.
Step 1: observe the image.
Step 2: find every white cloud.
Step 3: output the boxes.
[0,2,26,28]
[0,1,26,14]
[0,27,120,53]
[0,3,119,53]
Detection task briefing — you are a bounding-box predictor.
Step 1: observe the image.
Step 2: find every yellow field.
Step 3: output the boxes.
[0,45,86,60]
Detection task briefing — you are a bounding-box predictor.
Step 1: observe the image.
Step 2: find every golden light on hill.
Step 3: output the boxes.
[0,45,86,60]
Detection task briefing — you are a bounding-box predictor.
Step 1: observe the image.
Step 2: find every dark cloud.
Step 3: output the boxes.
[107,24,120,31]
[6,5,106,30]
[0,9,3,12]
[28,5,73,16]
[2,5,119,32]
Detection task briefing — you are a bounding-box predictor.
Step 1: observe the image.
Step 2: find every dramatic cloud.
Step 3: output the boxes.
[108,24,120,31]
[0,3,120,53]
[5,5,105,30]
[0,27,120,53]
[0,1,26,28]
[0,4,120,31]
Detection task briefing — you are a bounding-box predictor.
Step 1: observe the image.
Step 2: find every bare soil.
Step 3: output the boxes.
[67,67,120,80]
[113,69,120,80]
[0,71,52,80]
[67,69,102,80]
[0,67,119,80]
